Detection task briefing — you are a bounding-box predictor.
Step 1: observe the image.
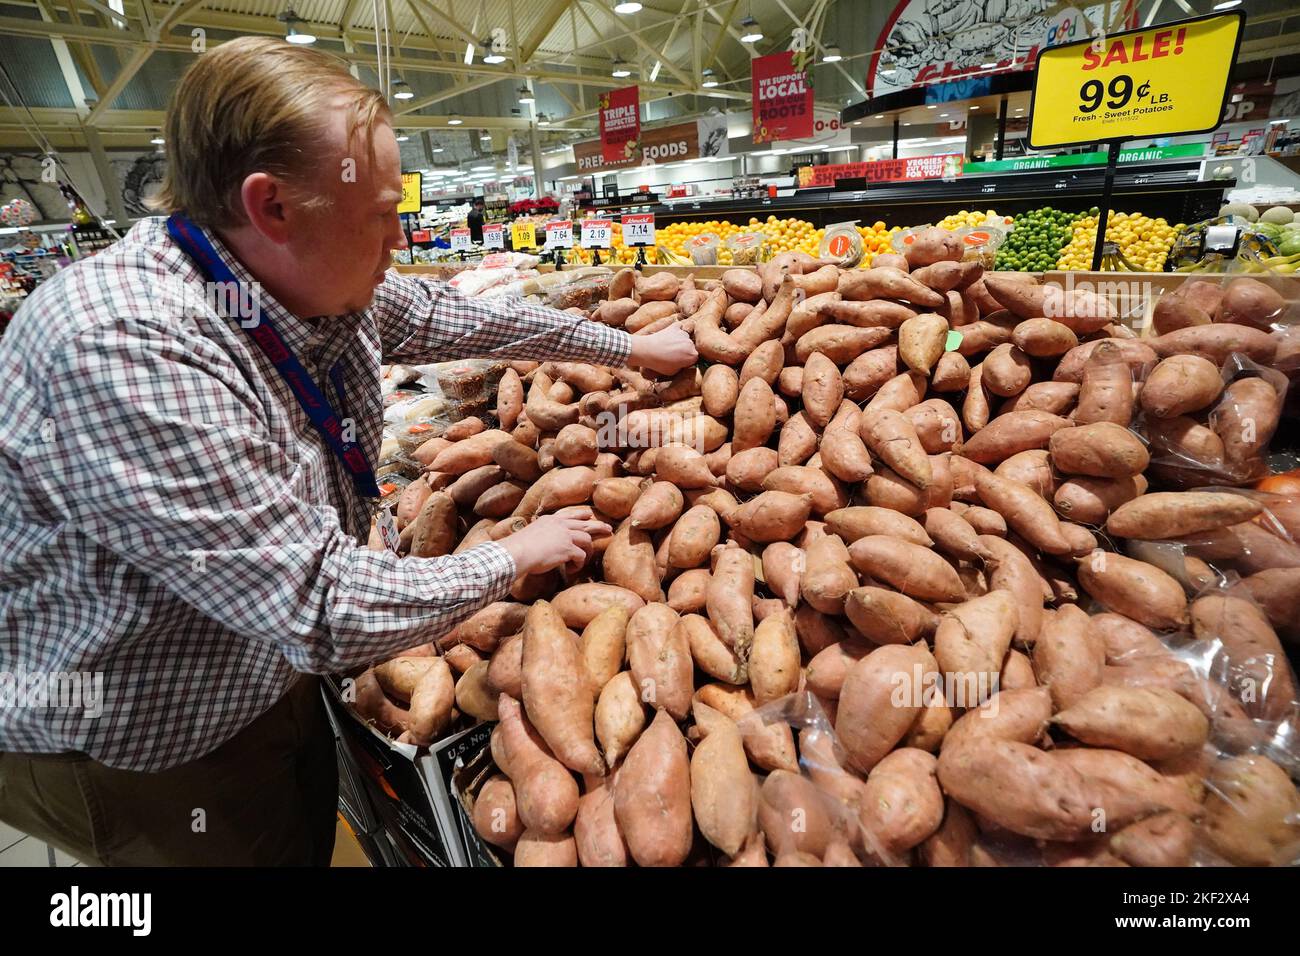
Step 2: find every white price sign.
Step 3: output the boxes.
[450,228,472,251]
[621,213,656,246]
[545,220,574,248]
[580,219,613,248]
[482,223,504,249]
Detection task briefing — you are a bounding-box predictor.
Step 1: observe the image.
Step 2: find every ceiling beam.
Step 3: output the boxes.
[394,74,504,114]
[85,46,154,123]
[520,0,571,64]
[574,1,693,87]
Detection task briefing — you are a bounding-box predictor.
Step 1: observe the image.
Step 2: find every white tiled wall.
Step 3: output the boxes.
[0,822,82,866]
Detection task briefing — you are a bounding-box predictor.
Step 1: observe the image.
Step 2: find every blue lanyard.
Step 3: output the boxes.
[165,214,380,498]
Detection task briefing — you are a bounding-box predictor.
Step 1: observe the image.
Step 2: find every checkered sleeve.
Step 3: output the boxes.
[27,316,517,672]
[373,271,632,367]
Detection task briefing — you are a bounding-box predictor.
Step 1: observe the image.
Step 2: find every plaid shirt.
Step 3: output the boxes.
[0,218,630,771]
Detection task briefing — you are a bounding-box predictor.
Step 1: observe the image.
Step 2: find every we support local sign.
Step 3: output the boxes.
[752,51,813,144]
[599,85,641,163]
[1028,11,1244,149]
[798,154,963,188]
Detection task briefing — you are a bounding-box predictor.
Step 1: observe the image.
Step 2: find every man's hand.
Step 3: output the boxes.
[628,323,698,375]
[498,510,612,577]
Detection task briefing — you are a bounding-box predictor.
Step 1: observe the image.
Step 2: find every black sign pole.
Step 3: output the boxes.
[1091,141,1123,271]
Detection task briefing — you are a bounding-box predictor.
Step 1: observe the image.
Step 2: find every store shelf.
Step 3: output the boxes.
[647,163,1231,228]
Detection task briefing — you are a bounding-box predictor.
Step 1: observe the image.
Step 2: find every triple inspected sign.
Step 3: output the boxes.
[1028,11,1243,149]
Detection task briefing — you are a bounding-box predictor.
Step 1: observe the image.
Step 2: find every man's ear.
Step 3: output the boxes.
[239,172,293,245]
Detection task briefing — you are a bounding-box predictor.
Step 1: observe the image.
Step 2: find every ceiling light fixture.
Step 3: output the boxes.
[392,79,414,100]
[970,105,980,110]
[431,146,444,153]
[150,132,164,145]
[926,104,937,109]
[482,36,506,64]
[1212,0,1241,9]
[518,84,534,104]
[822,46,842,63]
[395,132,409,142]
[447,114,463,125]
[537,113,550,126]
[701,68,719,88]
[612,56,632,78]
[614,1,642,13]
[464,42,475,64]
[739,15,763,43]
[278,9,316,45]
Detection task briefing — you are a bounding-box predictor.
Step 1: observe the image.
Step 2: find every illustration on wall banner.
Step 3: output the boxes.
[866,0,1134,97]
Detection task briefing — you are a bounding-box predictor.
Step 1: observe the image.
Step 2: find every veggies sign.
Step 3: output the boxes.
[752,51,813,144]
[599,86,641,163]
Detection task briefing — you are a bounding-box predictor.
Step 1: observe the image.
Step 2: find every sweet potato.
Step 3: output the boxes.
[580,604,629,695]
[993,449,1056,498]
[824,506,930,547]
[615,709,693,867]
[731,377,777,454]
[472,775,525,852]
[1053,685,1208,760]
[860,748,945,857]
[521,601,604,775]
[1201,755,1300,866]
[865,371,929,419]
[848,535,965,603]
[760,541,802,608]
[1239,567,1300,635]
[1054,338,1156,384]
[1139,354,1222,419]
[1053,474,1146,525]
[1050,422,1149,478]
[734,276,797,350]
[1054,747,1201,829]
[1078,550,1187,631]
[981,536,1044,645]
[804,638,873,701]
[762,465,845,517]
[941,687,1053,752]
[1149,324,1276,365]
[898,313,948,375]
[959,504,1007,537]
[798,352,841,430]
[1212,376,1281,465]
[1107,491,1263,539]
[937,738,1094,840]
[919,801,977,867]
[1217,276,1286,331]
[1073,340,1133,426]
[1153,288,1212,335]
[844,586,940,646]
[722,268,762,303]
[626,602,692,720]
[904,227,964,269]
[1011,318,1078,358]
[629,480,684,531]
[839,266,944,307]
[695,683,797,773]
[666,504,721,569]
[748,608,800,704]
[492,438,543,482]
[739,339,785,388]
[595,672,645,766]
[454,660,499,722]
[654,444,718,490]
[688,705,756,857]
[708,545,756,658]
[861,409,932,488]
[496,694,580,835]
[785,290,842,341]
[551,424,599,467]
[1001,381,1080,416]
[733,490,814,543]
[776,410,819,467]
[799,534,856,615]
[911,259,983,292]
[834,642,940,776]
[677,613,745,684]
[700,364,740,419]
[821,299,916,331]
[1190,594,1295,720]
[591,477,643,521]
[759,771,838,859]
[841,347,900,401]
[981,343,1031,398]
[934,590,1019,700]
[796,325,894,366]
[1109,811,1195,867]
[961,410,1072,465]
[954,321,1013,357]
[976,470,1073,555]
[924,507,992,563]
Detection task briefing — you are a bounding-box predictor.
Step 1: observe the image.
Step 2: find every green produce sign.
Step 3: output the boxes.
[964,143,1204,175]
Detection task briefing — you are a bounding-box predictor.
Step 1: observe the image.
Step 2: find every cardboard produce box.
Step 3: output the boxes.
[322,677,491,867]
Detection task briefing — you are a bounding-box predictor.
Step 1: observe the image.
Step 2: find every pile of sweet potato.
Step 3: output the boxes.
[354,245,1300,867]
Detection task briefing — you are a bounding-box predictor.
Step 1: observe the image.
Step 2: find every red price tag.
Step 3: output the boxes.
[621,213,656,246]
[545,220,574,248]
[581,219,613,248]
[450,228,472,251]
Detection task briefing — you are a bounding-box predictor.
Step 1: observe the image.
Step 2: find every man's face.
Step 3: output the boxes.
[289,105,407,316]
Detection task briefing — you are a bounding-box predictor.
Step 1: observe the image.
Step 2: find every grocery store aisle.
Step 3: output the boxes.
[0,817,369,866]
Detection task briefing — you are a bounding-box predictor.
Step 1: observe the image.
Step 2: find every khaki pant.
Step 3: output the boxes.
[0,676,337,866]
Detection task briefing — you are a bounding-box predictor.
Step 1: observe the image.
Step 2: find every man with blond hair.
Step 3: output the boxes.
[0,36,695,865]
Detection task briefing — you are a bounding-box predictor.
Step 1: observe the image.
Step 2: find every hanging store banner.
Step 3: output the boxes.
[798,153,963,188]
[576,120,708,172]
[599,85,641,163]
[752,51,814,144]
[1028,11,1244,149]
[866,0,1136,98]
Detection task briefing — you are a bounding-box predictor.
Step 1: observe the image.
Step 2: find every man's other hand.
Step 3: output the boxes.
[628,323,698,375]
[498,510,612,577]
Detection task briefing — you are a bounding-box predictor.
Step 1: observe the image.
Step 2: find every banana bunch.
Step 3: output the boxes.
[1098,241,1152,272]
[655,245,691,266]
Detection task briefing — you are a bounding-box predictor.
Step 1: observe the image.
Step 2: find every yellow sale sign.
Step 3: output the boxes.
[1028,12,1243,149]
[511,221,537,248]
[398,173,422,213]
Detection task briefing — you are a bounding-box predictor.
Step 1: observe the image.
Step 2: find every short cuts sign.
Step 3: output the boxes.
[798,153,963,187]
[752,51,813,144]
[575,117,721,172]
[599,85,641,163]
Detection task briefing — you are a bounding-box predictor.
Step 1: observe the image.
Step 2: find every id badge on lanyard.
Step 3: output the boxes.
[166,214,381,498]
